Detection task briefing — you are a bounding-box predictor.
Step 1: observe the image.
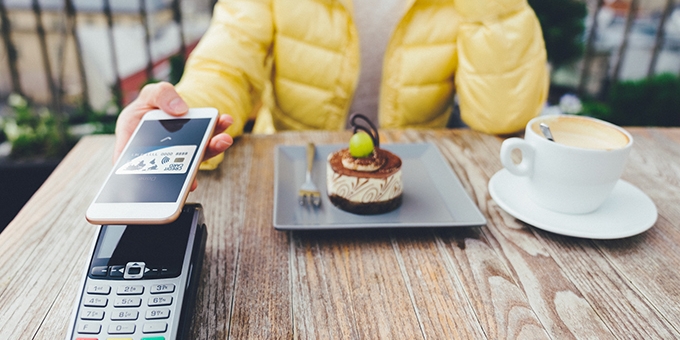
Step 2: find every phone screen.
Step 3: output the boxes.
[95,118,211,203]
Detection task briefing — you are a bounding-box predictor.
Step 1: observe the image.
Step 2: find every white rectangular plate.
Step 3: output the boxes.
[273,143,487,230]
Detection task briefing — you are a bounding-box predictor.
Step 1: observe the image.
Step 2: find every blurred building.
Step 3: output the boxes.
[593,0,680,79]
[0,0,213,110]
[550,0,680,97]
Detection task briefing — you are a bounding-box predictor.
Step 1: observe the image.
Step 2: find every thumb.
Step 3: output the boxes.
[137,81,188,116]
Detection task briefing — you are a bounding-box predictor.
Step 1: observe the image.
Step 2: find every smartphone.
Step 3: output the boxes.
[67,203,207,340]
[86,108,218,225]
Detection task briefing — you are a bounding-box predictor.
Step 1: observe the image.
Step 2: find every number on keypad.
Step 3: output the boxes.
[114,297,142,307]
[146,308,171,319]
[111,310,138,321]
[151,283,175,294]
[108,323,136,334]
[86,284,111,295]
[83,296,107,307]
[118,284,144,295]
[149,296,173,306]
[81,309,105,320]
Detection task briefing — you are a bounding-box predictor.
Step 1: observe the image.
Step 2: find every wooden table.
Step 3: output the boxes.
[1,128,679,339]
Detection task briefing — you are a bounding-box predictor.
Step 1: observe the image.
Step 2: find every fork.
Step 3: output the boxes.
[298,142,321,207]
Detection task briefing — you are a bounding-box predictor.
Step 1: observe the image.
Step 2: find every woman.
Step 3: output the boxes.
[115,0,548,171]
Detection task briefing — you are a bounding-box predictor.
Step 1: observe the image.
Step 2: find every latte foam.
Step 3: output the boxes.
[531,116,630,150]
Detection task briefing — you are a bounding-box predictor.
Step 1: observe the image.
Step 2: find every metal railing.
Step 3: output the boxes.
[0,0,216,114]
[1,0,680,113]
[579,0,680,98]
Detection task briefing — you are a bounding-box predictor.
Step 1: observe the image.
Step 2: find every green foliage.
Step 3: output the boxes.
[0,90,125,160]
[70,85,122,135]
[71,103,118,135]
[1,94,77,160]
[579,74,680,127]
[169,53,185,85]
[607,74,680,126]
[528,0,587,69]
[579,99,612,121]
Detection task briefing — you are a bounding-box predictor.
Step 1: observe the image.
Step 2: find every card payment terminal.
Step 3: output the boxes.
[67,203,207,340]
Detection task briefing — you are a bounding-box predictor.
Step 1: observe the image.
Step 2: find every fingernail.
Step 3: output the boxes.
[216,140,231,150]
[169,97,188,112]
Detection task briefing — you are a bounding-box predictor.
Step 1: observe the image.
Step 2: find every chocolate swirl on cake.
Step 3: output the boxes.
[347,113,384,171]
[350,113,380,148]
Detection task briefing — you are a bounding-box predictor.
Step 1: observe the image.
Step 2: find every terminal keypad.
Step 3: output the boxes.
[74,262,179,340]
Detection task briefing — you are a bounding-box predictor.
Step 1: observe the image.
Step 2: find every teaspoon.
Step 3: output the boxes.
[539,123,555,142]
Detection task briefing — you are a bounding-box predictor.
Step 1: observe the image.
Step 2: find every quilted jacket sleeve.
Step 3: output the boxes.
[454,0,549,134]
[175,0,273,139]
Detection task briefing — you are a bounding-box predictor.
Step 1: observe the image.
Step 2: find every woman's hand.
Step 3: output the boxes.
[114,81,234,191]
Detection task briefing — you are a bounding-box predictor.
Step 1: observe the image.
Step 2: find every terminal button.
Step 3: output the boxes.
[146,308,170,320]
[90,266,108,277]
[80,309,105,321]
[143,322,168,333]
[124,262,145,279]
[76,322,101,334]
[150,283,175,294]
[83,296,107,308]
[117,285,144,295]
[108,323,136,334]
[114,297,142,308]
[110,265,125,277]
[111,309,139,321]
[86,284,111,295]
[148,296,172,306]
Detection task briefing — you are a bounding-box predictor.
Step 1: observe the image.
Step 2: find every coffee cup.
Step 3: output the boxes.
[500,115,633,214]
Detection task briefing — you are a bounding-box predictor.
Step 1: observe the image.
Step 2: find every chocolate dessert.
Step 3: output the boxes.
[326,113,403,214]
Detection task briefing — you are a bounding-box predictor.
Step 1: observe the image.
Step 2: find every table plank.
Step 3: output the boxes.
[392,228,517,339]
[428,131,614,338]
[291,229,434,338]
[0,136,110,339]
[386,131,549,339]
[225,135,292,339]
[186,136,253,339]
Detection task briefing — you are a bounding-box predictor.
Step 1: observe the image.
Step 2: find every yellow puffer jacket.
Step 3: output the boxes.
[177,0,548,167]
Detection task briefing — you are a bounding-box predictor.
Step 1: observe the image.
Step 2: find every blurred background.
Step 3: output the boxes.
[0,0,216,229]
[1,0,679,230]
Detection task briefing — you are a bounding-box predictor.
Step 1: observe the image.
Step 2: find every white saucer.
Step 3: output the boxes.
[488,169,657,239]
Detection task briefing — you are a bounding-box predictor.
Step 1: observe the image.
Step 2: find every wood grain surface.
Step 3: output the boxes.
[0,128,679,339]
